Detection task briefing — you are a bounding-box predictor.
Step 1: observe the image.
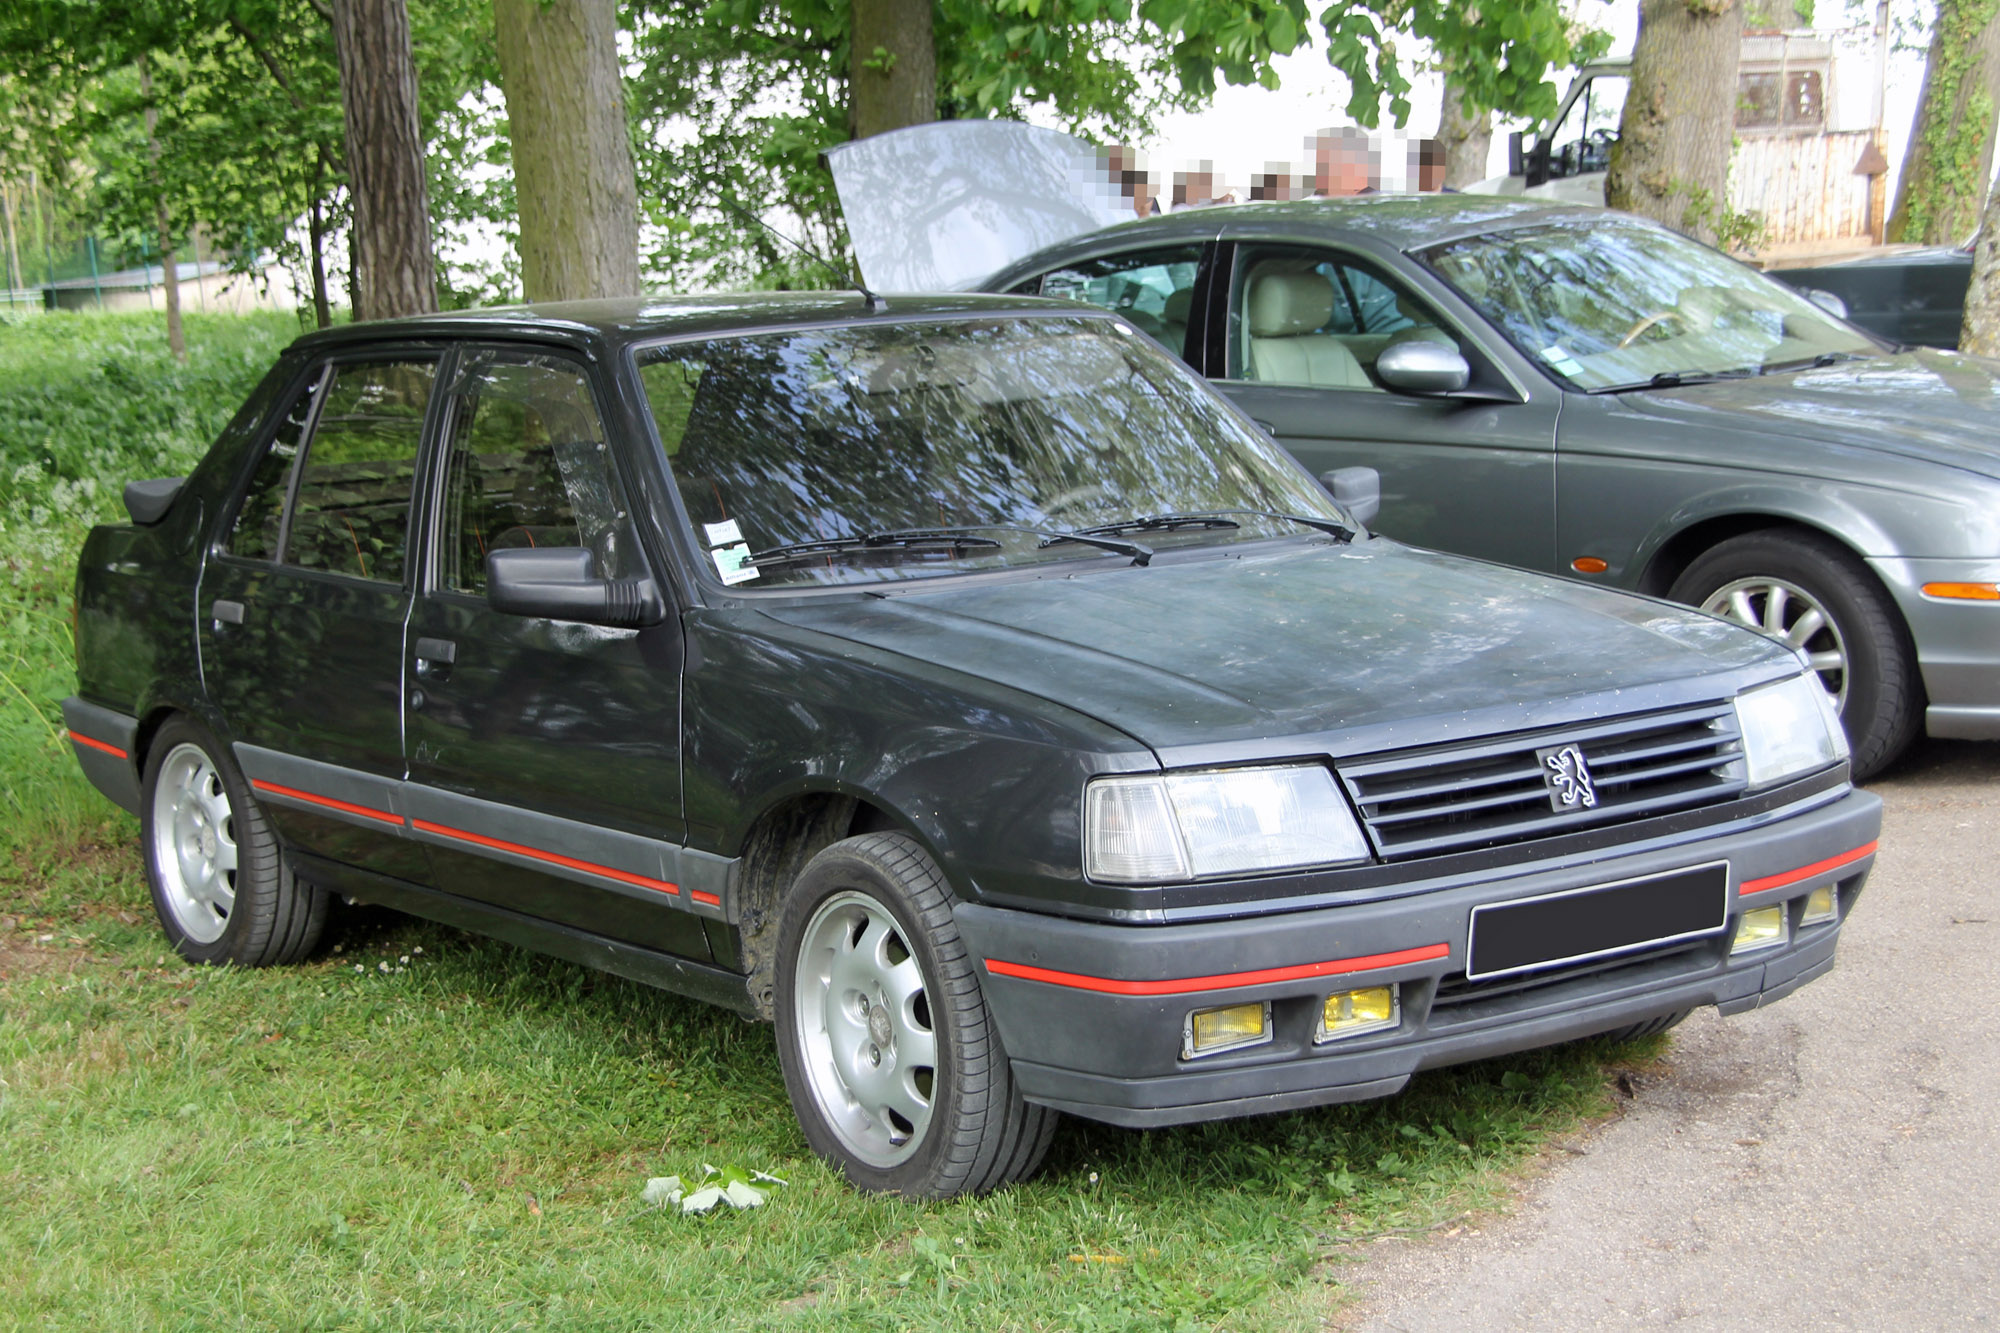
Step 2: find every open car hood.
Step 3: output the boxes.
[825,121,1129,293]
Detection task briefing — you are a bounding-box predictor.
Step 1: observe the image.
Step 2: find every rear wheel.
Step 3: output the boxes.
[774,832,1056,1198]
[141,715,328,966]
[1668,531,1921,781]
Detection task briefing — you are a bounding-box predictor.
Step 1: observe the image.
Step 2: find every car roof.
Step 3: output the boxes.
[984,194,1613,284]
[284,290,1076,356]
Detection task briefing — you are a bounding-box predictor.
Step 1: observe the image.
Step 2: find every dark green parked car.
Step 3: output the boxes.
[67,294,1878,1197]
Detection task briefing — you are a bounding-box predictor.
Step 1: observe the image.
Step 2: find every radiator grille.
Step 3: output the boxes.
[1338,703,1747,861]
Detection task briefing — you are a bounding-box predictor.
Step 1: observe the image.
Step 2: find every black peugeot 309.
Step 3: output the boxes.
[64,293,1880,1198]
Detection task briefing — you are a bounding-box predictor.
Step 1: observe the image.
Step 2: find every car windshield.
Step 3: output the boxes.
[635,315,1347,588]
[1416,220,1878,392]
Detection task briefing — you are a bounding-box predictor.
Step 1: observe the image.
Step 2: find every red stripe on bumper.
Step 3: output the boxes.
[410,818,681,897]
[1741,840,1878,895]
[250,778,403,826]
[984,942,1452,997]
[68,730,128,760]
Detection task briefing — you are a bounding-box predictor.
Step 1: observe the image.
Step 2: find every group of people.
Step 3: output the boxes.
[1104,129,1452,218]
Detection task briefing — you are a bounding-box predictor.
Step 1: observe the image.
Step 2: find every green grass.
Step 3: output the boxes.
[0,310,1664,1331]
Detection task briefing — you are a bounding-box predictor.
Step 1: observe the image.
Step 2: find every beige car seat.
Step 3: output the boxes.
[1245,273,1370,388]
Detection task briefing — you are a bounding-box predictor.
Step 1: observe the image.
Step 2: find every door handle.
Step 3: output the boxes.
[210,599,245,625]
[414,637,457,678]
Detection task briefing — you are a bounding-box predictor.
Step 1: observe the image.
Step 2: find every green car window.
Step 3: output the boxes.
[635,315,1345,589]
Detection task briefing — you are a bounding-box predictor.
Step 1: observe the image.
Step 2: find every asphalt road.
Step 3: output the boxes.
[1338,739,2000,1333]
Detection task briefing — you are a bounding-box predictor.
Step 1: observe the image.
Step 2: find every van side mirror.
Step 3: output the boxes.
[1319,466,1380,527]
[1508,131,1525,177]
[487,547,664,627]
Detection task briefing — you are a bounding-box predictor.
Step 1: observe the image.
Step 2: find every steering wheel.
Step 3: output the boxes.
[1617,309,1691,349]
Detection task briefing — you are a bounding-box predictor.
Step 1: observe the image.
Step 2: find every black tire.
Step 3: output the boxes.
[140,715,328,966]
[774,831,1056,1198]
[1596,1008,1691,1044]
[1668,530,1922,781]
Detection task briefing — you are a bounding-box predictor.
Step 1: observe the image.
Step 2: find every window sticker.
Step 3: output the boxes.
[712,542,760,585]
[1540,345,1584,377]
[704,518,743,548]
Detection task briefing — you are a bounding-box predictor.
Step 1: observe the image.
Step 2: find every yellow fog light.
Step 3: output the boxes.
[1316,985,1398,1043]
[1183,1001,1271,1059]
[1731,905,1788,954]
[1802,884,1838,925]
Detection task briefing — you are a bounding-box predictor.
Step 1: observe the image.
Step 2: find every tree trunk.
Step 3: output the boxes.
[139,58,185,363]
[307,152,333,329]
[2,184,22,294]
[494,0,640,302]
[850,0,935,140]
[1439,76,1492,188]
[1605,0,1744,243]
[328,0,437,320]
[1960,175,2000,354]
[1886,0,2000,246]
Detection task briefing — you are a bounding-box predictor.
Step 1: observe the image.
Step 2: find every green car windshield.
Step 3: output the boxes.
[1417,220,1879,392]
[635,315,1346,588]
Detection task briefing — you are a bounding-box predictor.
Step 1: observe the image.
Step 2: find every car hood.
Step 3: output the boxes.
[756,540,1790,759]
[825,121,1131,293]
[1612,349,2000,480]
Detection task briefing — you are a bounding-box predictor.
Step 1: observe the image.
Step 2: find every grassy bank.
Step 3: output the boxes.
[0,310,1658,1331]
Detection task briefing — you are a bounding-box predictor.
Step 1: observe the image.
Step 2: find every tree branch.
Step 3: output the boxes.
[226,18,307,114]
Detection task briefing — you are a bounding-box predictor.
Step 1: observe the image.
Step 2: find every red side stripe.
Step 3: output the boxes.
[689,889,722,907]
[410,817,681,898]
[1740,840,1878,895]
[69,730,128,760]
[984,941,1451,997]
[250,778,403,826]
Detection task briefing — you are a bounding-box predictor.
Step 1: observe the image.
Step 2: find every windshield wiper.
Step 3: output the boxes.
[1596,367,1761,393]
[1046,510,1356,544]
[746,528,1002,568]
[1762,351,1867,373]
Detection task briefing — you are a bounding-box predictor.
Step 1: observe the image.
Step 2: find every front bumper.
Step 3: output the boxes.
[954,784,1881,1127]
[1869,556,2000,740]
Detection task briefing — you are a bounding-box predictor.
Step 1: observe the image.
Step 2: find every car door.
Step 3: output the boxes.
[198,351,437,880]
[1209,242,1562,573]
[401,344,710,962]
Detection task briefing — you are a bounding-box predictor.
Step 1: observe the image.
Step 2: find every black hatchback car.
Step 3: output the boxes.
[66,294,1880,1198]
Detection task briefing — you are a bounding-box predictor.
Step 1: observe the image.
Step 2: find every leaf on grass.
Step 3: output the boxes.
[640,1176,683,1208]
[680,1185,727,1214]
[721,1179,767,1209]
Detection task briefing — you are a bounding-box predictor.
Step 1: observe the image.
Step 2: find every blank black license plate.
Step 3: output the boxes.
[1465,862,1730,982]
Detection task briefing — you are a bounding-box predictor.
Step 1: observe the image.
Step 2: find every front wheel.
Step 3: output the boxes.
[141,715,328,966]
[774,832,1056,1198]
[1668,531,1921,781]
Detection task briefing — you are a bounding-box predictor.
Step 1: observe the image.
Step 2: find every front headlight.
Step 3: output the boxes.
[1084,764,1370,884]
[1734,673,1848,788]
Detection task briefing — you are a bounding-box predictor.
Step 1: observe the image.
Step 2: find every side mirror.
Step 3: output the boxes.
[1523,136,1552,189]
[1319,466,1380,527]
[1507,131,1525,177]
[1375,340,1472,395]
[487,547,664,627]
[1801,288,1850,321]
[124,476,185,525]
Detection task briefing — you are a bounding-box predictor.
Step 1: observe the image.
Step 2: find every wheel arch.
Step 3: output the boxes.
[726,784,941,1020]
[1634,503,1891,601]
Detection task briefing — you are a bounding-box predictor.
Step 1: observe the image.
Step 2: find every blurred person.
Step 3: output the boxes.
[1101,145,1161,217]
[1171,163,1235,210]
[1250,164,1301,202]
[1410,138,1451,192]
[1309,126,1376,197]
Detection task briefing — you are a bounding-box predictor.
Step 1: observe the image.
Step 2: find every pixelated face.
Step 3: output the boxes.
[1311,134,1373,196]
